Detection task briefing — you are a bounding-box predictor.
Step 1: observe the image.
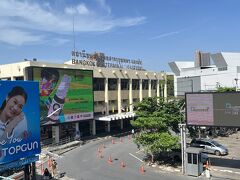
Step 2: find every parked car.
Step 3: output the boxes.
[190,138,228,156]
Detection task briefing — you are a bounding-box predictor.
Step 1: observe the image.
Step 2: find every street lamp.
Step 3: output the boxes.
[234,78,238,91]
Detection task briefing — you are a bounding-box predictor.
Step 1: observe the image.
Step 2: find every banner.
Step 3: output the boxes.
[0,81,41,165]
[31,67,94,125]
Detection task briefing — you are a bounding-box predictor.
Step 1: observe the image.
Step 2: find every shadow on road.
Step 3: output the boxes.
[209,156,240,169]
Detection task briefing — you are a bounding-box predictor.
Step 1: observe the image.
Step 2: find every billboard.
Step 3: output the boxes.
[186,92,240,127]
[29,67,93,126]
[0,81,40,165]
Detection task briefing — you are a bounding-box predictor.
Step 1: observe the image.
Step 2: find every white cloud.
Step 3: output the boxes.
[0,28,43,46]
[150,28,188,40]
[150,31,180,40]
[65,3,89,15]
[96,0,111,14]
[76,4,89,15]
[0,0,146,46]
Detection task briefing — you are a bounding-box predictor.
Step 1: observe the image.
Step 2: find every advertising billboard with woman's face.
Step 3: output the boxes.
[28,67,94,126]
[0,81,40,165]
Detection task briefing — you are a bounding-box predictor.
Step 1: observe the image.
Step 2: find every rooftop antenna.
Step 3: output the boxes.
[73,15,76,53]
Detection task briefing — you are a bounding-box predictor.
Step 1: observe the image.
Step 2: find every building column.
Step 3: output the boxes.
[75,122,79,132]
[148,79,152,97]
[118,78,122,113]
[92,120,96,135]
[129,79,133,112]
[52,126,59,143]
[160,83,163,97]
[156,80,160,103]
[157,80,160,97]
[139,79,143,101]
[120,119,123,130]
[174,75,177,97]
[104,78,109,115]
[164,74,167,99]
[107,121,111,132]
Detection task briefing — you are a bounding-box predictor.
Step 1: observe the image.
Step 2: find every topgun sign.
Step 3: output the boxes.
[0,81,41,165]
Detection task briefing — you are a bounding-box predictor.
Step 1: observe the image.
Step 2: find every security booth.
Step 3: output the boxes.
[186,147,204,176]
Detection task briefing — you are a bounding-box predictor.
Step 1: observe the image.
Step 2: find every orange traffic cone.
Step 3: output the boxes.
[120,160,125,168]
[112,139,115,144]
[140,166,145,174]
[108,155,113,164]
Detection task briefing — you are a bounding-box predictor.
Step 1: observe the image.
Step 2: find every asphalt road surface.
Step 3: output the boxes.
[57,135,202,180]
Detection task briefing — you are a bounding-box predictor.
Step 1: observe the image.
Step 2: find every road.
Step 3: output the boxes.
[57,135,201,180]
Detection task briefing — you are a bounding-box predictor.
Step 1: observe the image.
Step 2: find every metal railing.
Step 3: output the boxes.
[41,136,75,148]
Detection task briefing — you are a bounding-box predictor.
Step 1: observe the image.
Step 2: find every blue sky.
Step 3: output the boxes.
[0,0,240,72]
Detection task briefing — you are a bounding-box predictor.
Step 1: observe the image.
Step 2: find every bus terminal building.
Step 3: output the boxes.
[0,51,167,144]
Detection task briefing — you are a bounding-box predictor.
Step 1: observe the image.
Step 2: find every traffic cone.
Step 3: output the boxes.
[119,137,123,143]
[140,166,145,174]
[108,155,113,164]
[120,160,125,168]
[112,139,115,144]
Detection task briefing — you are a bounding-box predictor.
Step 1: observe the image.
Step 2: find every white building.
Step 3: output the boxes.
[0,51,167,143]
[169,51,240,97]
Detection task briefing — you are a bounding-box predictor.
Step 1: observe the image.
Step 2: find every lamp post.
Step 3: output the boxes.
[190,79,193,92]
[234,78,238,91]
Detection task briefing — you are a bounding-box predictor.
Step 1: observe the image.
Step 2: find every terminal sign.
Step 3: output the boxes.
[71,50,144,70]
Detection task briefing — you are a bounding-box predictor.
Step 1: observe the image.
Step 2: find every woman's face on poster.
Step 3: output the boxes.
[5,95,25,119]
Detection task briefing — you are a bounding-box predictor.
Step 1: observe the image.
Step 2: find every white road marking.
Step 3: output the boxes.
[136,149,144,154]
[129,153,143,162]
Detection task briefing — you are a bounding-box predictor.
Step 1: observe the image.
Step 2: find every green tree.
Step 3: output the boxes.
[131,97,184,162]
[216,87,235,92]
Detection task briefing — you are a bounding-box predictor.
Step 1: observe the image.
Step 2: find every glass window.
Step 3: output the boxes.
[151,80,157,89]
[193,154,197,164]
[108,78,117,90]
[142,80,149,90]
[188,153,192,164]
[15,76,24,80]
[121,79,129,90]
[205,142,212,147]
[93,78,104,91]
[132,79,140,90]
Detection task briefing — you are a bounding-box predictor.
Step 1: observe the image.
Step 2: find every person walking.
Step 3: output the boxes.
[51,159,57,178]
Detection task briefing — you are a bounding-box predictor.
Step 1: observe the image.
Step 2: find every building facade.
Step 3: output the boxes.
[169,51,240,97]
[0,53,167,143]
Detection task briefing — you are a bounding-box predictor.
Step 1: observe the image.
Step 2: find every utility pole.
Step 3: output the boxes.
[179,123,187,174]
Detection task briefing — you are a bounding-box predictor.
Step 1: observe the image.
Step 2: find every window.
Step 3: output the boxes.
[205,142,212,147]
[151,80,157,89]
[93,78,104,91]
[142,80,149,90]
[121,79,129,90]
[132,79,139,90]
[193,154,197,164]
[108,78,117,90]
[188,153,192,163]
